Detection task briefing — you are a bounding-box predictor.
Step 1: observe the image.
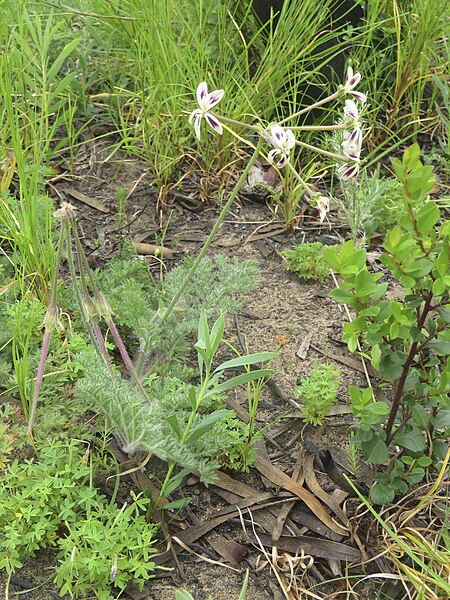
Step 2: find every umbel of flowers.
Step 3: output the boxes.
[188,66,367,223]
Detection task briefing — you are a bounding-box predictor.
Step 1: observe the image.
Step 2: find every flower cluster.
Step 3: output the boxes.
[339,68,367,180]
[188,67,368,221]
[339,124,363,180]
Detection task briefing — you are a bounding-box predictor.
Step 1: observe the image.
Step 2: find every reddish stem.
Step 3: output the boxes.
[27,327,52,436]
[384,292,433,444]
[106,318,151,404]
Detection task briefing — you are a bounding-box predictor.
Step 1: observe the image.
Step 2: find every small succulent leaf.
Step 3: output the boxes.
[403,143,421,170]
[379,352,406,380]
[415,201,440,235]
[329,288,356,305]
[324,247,341,271]
[361,438,389,464]
[391,157,404,182]
[394,429,426,454]
[428,340,450,355]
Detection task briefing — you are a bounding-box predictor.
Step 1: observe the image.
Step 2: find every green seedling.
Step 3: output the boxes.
[295,361,342,425]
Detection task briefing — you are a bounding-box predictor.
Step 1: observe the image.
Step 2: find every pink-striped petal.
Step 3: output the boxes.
[285,129,296,150]
[276,154,288,168]
[205,113,223,135]
[196,82,209,110]
[350,90,367,104]
[344,127,362,145]
[345,67,362,90]
[268,148,289,167]
[343,147,360,161]
[338,163,360,180]
[189,108,202,125]
[206,89,225,110]
[344,99,359,121]
[270,125,286,147]
[194,114,202,141]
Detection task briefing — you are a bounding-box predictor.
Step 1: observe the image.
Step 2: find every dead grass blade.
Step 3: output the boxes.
[172,536,240,572]
[254,455,349,536]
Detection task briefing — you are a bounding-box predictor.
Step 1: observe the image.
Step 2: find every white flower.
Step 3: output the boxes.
[338,162,360,180]
[344,99,360,124]
[315,194,330,223]
[189,82,224,141]
[339,126,363,181]
[342,127,362,161]
[267,125,296,168]
[343,66,367,104]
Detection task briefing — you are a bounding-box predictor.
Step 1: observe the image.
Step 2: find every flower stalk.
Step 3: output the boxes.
[156,137,264,328]
[27,214,66,436]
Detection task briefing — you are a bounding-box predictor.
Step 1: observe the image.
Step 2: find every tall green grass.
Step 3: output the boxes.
[356,0,449,141]
[0,6,80,300]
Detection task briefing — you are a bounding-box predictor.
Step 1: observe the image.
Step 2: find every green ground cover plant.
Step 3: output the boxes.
[0,439,158,598]
[27,204,276,506]
[281,242,337,282]
[295,361,342,425]
[0,261,90,438]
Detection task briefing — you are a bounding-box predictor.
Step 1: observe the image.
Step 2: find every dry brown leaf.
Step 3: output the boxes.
[65,187,110,213]
[254,455,349,536]
[296,330,314,360]
[249,532,361,562]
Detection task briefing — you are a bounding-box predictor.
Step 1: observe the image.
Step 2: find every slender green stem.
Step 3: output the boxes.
[64,222,102,355]
[70,219,151,402]
[289,123,347,132]
[286,162,315,198]
[278,90,343,125]
[295,139,350,162]
[158,377,209,503]
[156,138,263,329]
[26,220,66,436]
[214,113,261,131]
